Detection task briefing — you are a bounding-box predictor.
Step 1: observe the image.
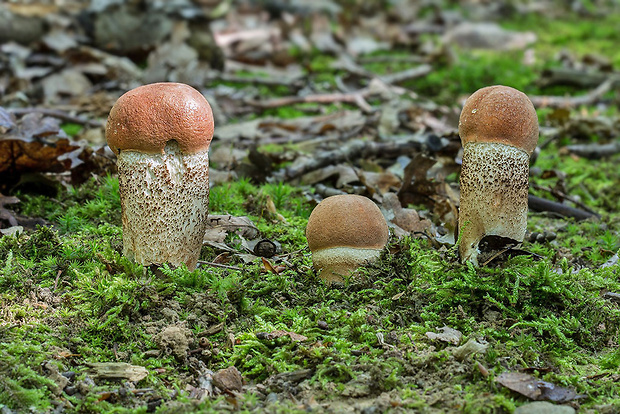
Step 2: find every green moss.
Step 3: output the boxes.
[61,123,83,137]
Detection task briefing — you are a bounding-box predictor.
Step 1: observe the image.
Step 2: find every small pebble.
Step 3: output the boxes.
[317,320,329,330]
[266,392,278,403]
[64,386,78,396]
[514,401,575,414]
[61,371,76,382]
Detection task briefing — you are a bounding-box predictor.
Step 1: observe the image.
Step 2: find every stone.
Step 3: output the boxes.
[514,401,576,414]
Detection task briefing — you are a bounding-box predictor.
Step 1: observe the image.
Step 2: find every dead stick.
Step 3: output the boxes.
[530,183,598,215]
[206,72,303,88]
[8,108,103,127]
[246,90,373,113]
[196,260,243,271]
[379,64,432,84]
[564,141,620,159]
[529,78,617,108]
[528,195,599,220]
[280,136,438,180]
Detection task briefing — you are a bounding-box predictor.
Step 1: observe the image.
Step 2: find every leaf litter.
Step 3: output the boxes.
[0,0,620,413]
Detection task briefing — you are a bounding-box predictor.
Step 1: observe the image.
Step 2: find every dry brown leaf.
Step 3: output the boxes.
[261,257,278,274]
[496,372,583,403]
[204,215,259,243]
[382,192,432,237]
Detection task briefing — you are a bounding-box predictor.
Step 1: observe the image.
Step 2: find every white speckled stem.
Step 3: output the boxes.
[312,246,382,284]
[117,141,209,270]
[458,142,530,266]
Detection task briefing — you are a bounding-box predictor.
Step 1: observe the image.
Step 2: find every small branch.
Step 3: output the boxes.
[280,134,442,180]
[206,72,303,89]
[528,194,599,220]
[564,141,620,159]
[379,64,432,84]
[359,55,427,64]
[530,183,599,216]
[539,67,610,88]
[529,78,617,108]
[8,107,103,128]
[196,260,243,271]
[602,292,620,303]
[245,89,373,113]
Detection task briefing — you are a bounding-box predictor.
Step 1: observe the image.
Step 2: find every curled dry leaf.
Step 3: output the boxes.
[212,366,243,392]
[382,192,432,237]
[0,110,106,189]
[496,372,584,403]
[204,214,259,243]
[0,194,20,227]
[452,338,488,361]
[425,326,462,346]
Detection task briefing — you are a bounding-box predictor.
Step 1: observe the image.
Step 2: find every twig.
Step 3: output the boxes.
[601,253,618,269]
[564,141,620,159]
[196,260,243,271]
[602,292,620,303]
[313,184,348,198]
[539,67,610,88]
[529,78,617,108]
[53,269,62,291]
[280,134,443,180]
[481,246,516,267]
[379,64,432,84]
[206,72,303,89]
[8,108,103,128]
[528,194,599,220]
[359,55,427,64]
[530,183,599,216]
[245,89,373,113]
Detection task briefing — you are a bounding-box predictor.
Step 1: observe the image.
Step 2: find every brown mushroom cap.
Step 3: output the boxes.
[106,82,214,156]
[306,194,389,252]
[459,85,539,155]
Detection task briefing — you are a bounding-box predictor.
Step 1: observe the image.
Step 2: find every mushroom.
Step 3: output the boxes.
[457,85,539,265]
[306,194,389,283]
[105,82,214,270]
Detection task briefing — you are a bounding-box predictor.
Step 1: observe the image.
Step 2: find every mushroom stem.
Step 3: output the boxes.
[458,142,530,266]
[311,247,383,284]
[117,140,209,270]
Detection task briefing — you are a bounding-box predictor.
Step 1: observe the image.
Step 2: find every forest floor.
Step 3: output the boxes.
[0,0,619,413]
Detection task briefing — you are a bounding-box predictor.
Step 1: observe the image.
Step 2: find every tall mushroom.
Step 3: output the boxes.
[458,85,539,265]
[105,82,214,270]
[306,194,389,284]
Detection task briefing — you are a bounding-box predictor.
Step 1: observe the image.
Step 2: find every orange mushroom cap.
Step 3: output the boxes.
[306,194,389,252]
[458,85,539,155]
[106,82,214,156]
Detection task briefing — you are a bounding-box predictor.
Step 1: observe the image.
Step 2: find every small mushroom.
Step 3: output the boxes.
[306,194,389,283]
[105,82,214,270]
[458,85,539,265]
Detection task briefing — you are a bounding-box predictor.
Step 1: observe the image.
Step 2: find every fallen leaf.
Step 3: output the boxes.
[212,366,243,392]
[382,192,432,236]
[261,257,279,274]
[204,215,259,243]
[496,372,584,403]
[452,338,488,361]
[443,22,536,51]
[425,326,462,345]
[85,362,148,383]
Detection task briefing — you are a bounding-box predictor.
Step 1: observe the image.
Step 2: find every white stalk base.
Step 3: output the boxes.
[117,141,209,270]
[312,247,382,284]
